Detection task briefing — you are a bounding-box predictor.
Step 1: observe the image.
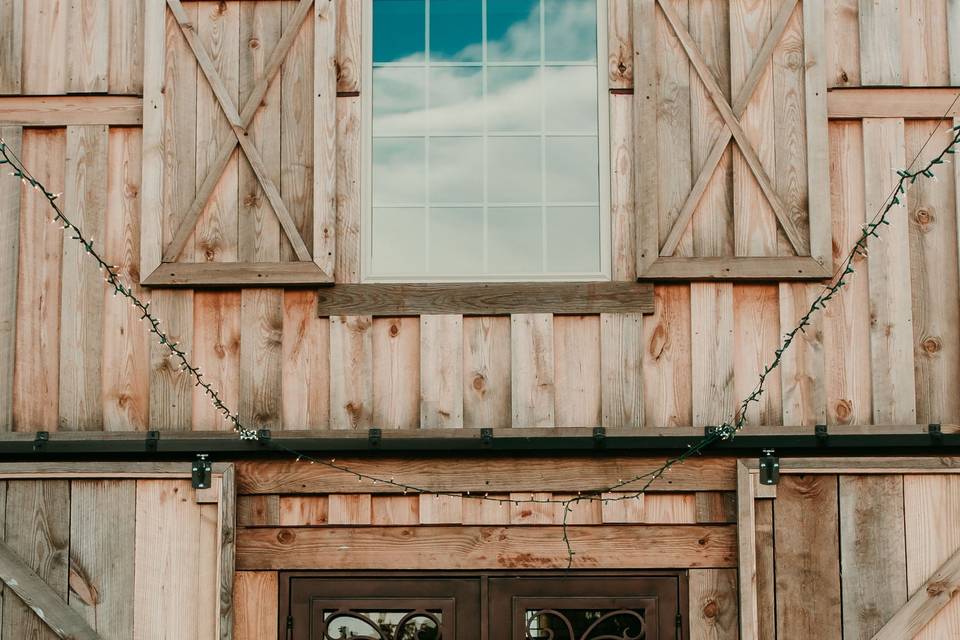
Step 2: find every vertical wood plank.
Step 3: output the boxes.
[240,0,282,264]
[149,289,194,430]
[600,313,643,428]
[695,491,737,524]
[336,0,361,93]
[21,0,66,94]
[196,500,218,640]
[59,125,108,431]
[691,283,734,427]
[67,0,109,93]
[282,291,329,429]
[462,495,510,526]
[553,495,603,525]
[463,316,511,429]
[0,0,23,93]
[2,480,70,640]
[733,285,782,427]
[509,493,553,526]
[102,128,150,431]
[901,0,949,87]
[863,117,916,424]
[644,493,697,524]
[327,494,372,525]
[904,475,960,639]
[511,314,555,427]
[140,0,167,278]
[689,569,739,640]
[192,291,241,431]
[329,315,372,429]
[240,289,284,431]
[108,0,144,94]
[13,129,65,432]
[779,283,826,426]
[950,0,960,85]
[0,127,21,430]
[335,95,362,283]
[194,0,240,264]
[731,0,777,257]
[278,496,328,526]
[420,315,464,428]
[234,572,278,640]
[824,121,872,426]
[755,499,776,640]
[600,493,645,524]
[371,496,419,526]
[774,475,842,640]
[134,479,201,640]
[826,0,861,87]
[610,94,636,281]
[419,495,464,525]
[635,0,659,275]
[804,0,832,268]
[608,0,633,89]
[643,285,692,428]
[313,0,337,274]
[858,0,902,85]
[906,121,960,424]
[838,475,907,639]
[554,316,601,428]
[372,317,420,429]
[237,495,279,526]
[68,480,136,638]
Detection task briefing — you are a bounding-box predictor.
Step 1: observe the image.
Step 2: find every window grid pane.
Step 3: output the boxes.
[371,0,602,278]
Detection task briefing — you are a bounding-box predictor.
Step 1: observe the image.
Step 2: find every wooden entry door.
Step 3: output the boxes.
[282,572,684,639]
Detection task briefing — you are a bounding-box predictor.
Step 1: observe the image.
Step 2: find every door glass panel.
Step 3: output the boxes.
[322,609,442,639]
[525,608,646,639]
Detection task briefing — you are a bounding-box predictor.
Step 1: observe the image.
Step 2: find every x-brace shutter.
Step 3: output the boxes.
[635,0,831,281]
[141,0,336,286]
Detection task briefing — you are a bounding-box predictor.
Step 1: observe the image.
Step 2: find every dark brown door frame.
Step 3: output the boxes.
[279,570,690,640]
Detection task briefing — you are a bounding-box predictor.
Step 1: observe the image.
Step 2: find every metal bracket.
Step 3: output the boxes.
[815,424,828,446]
[32,431,49,452]
[368,428,382,447]
[145,430,160,452]
[257,428,272,445]
[759,449,780,486]
[929,423,943,444]
[192,454,212,489]
[480,428,494,446]
[593,426,606,447]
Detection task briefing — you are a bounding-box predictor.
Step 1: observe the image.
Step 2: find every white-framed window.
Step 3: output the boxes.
[362,0,610,282]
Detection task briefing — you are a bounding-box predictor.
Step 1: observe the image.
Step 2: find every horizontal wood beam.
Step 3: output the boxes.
[315,282,655,316]
[828,88,960,119]
[741,455,960,474]
[872,545,960,640]
[0,96,142,126]
[236,524,737,570]
[142,261,334,287]
[0,539,102,640]
[638,257,832,281]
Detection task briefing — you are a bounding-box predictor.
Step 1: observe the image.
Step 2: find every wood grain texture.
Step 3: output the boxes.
[371,317,419,429]
[828,87,960,118]
[906,121,960,425]
[142,261,333,286]
[237,495,279,526]
[371,495,419,526]
[329,315,372,429]
[335,0,361,93]
[66,0,108,93]
[0,96,144,126]
[639,256,831,280]
[278,496,328,526]
[2,480,70,640]
[873,544,960,640]
[240,289,284,431]
[68,480,136,638]
[420,315,463,428]
[419,494,463,525]
[733,285,782,426]
[951,0,960,86]
[779,283,826,426]
[0,0,23,93]
[826,0,860,87]
[689,568,738,640]
[754,499,776,640]
[824,121,872,426]
[901,0,949,87]
[858,0,901,85]
[635,0,659,275]
[327,494,372,525]
[233,572,277,640]
[774,474,842,640]
[643,285,692,428]
[0,127,21,430]
[108,0,144,94]
[608,0,633,89]
[313,0,337,274]
[21,0,66,94]
[315,283,655,316]
[863,118,916,424]
[282,291,330,430]
[102,128,149,431]
[838,475,907,639]
[610,94,636,280]
[335,95,361,283]
[139,0,166,278]
[463,316,511,428]
[508,493,553,525]
[236,457,738,494]
[600,313,643,428]
[148,289,194,431]
[691,283,733,427]
[904,474,960,639]
[59,125,108,431]
[695,492,737,524]
[511,314,555,427]
[236,524,738,570]
[599,493,644,524]
[554,316,601,428]
[192,291,241,431]
[13,129,64,432]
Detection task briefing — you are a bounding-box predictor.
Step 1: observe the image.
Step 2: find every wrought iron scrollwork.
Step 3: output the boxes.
[323,609,442,640]
[525,608,646,640]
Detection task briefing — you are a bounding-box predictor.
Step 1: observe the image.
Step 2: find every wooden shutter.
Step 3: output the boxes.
[141,0,335,286]
[634,0,831,280]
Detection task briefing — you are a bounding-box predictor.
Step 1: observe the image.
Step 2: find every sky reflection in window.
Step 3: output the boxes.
[371,0,602,278]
